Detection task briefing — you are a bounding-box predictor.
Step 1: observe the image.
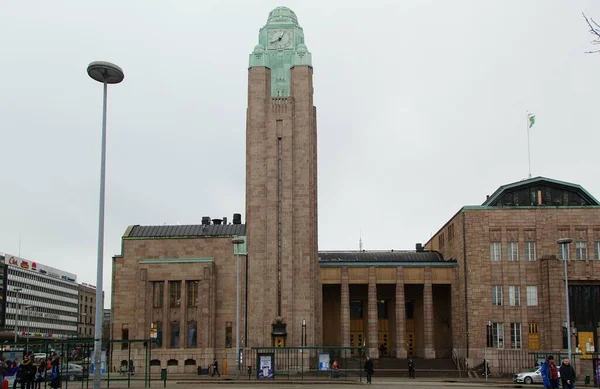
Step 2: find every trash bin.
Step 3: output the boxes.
[161,368,167,381]
[197,366,202,376]
[585,375,591,385]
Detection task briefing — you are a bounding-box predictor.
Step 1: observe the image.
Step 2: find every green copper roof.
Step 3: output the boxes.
[267,7,298,25]
[249,7,312,97]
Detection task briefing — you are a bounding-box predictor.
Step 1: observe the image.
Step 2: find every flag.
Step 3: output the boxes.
[528,113,536,129]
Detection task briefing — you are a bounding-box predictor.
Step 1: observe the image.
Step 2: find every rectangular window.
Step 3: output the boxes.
[492,285,503,306]
[187,322,197,348]
[156,322,163,348]
[576,242,587,260]
[526,285,538,306]
[186,280,199,307]
[492,322,504,348]
[170,322,180,348]
[490,242,501,261]
[510,323,522,349]
[595,241,600,260]
[169,281,181,307]
[525,242,536,261]
[350,300,363,319]
[225,321,233,348]
[377,300,388,319]
[153,282,164,308]
[508,242,519,261]
[448,224,455,241]
[439,233,445,248]
[121,328,129,350]
[558,243,570,260]
[509,285,521,306]
[405,301,414,319]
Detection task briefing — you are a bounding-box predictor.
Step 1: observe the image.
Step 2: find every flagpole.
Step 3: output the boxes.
[527,111,531,179]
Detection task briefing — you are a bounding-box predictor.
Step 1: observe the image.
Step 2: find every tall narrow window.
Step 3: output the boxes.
[186,281,199,307]
[492,285,503,306]
[576,242,587,260]
[225,321,233,348]
[510,323,522,349]
[509,285,520,306]
[526,286,538,306]
[594,241,600,260]
[187,322,197,348]
[507,242,519,261]
[350,300,363,319]
[155,322,163,348]
[377,300,388,319]
[169,281,181,307]
[171,322,180,348]
[490,242,502,261]
[121,328,129,350]
[153,282,164,308]
[558,243,570,260]
[525,242,536,261]
[492,322,504,348]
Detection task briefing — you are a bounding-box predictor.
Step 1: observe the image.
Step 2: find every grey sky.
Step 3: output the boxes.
[1,0,599,308]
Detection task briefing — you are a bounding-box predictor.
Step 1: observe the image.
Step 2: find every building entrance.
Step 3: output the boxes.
[406,318,415,356]
[350,319,364,356]
[378,319,389,357]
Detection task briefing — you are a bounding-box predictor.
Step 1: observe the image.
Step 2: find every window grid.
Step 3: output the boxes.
[595,241,600,260]
[558,243,570,260]
[526,285,538,306]
[511,323,522,349]
[508,242,519,261]
[509,285,521,306]
[492,322,504,348]
[525,242,536,261]
[492,285,503,306]
[490,242,502,262]
[169,281,181,307]
[576,242,588,260]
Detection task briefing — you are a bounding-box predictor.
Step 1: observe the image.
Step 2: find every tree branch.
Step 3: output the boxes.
[583,13,600,39]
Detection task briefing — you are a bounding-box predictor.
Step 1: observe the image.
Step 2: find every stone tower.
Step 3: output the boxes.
[246,7,321,348]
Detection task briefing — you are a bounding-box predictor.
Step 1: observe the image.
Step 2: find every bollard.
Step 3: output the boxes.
[160,368,167,388]
[248,365,252,380]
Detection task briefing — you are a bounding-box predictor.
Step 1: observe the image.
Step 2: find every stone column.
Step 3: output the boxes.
[341,268,351,347]
[368,267,379,358]
[396,267,407,358]
[163,281,169,349]
[180,281,186,348]
[423,268,435,359]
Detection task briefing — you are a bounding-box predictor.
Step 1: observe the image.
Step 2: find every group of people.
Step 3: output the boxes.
[541,355,576,389]
[0,354,62,389]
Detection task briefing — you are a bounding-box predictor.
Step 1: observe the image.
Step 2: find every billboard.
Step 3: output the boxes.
[2,253,77,282]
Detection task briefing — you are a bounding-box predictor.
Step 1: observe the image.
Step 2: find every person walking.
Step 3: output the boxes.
[364,356,374,384]
[211,358,220,377]
[408,356,415,379]
[542,355,559,389]
[559,358,576,389]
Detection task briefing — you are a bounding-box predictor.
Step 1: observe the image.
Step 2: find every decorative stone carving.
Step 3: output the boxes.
[507,229,518,241]
[525,229,536,241]
[490,229,501,241]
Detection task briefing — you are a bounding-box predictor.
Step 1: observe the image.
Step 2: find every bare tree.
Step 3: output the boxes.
[583,13,600,53]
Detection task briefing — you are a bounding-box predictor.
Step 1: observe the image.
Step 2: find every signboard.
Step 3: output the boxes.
[318,353,330,371]
[90,351,107,374]
[257,353,274,379]
[3,253,77,282]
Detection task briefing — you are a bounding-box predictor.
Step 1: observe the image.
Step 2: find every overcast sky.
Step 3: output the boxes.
[1,0,599,308]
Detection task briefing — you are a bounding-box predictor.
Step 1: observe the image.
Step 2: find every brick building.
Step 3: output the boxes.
[425,176,600,371]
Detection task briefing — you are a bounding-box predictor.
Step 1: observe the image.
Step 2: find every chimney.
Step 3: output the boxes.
[223,217,228,225]
[233,213,242,225]
[212,218,223,225]
[201,216,211,226]
[416,243,424,252]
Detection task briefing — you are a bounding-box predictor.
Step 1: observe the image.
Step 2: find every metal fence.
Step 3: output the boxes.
[496,349,581,377]
[241,346,366,381]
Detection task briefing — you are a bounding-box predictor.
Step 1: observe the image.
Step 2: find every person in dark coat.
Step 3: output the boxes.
[408,356,415,379]
[364,356,374,384]
[211,358,220,377]
[559,358,576,389]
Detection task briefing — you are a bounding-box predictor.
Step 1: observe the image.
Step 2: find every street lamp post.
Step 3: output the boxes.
[302,319,306,347]
[14,287,22,344]
[87,61,125,389]
[232,238,245,379]
[558,238,573,362]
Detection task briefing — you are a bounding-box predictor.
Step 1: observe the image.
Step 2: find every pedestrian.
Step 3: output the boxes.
[21,356,35,389]
[332,360,339,378]
[559,358,576,389]
[408,356,415,379]
[211,358,220,377]
[34,364,44,389]
[542,355,558,389]
[49,355,61,389]
[364,356,374,384]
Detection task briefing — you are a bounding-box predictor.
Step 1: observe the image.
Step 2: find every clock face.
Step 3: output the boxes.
[268,29,293,49]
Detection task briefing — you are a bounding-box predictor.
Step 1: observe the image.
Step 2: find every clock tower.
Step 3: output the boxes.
[246,7,321,348]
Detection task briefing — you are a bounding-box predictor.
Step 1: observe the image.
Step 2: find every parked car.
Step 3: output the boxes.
[47,363,86,381]
[514,366,560,384]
